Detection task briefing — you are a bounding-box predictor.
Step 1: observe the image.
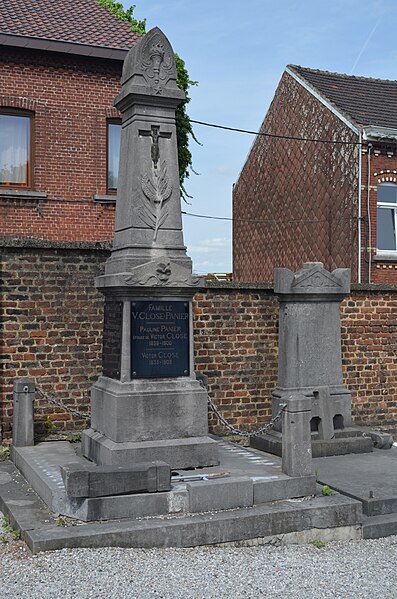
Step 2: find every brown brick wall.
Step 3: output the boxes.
[233,71,360,283]
[0,47,119,242]
[1,244,397,441]
[341,289,397,422]
[193,288,278,433]
[0,242,109,438]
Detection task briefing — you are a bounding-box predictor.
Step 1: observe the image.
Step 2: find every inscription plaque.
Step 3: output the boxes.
[131,300,189,378]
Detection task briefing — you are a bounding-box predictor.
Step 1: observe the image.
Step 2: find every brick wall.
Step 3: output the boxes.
[1,241,109,439]
[193,288,278,433]
[1,242,397,441]
[0,47,119,242]
[341,288,397,422]
[233,70,359,283]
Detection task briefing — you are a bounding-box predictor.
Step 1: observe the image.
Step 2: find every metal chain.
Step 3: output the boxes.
[207,396,286,438]
[35,385,285,435]
[35,386,91,421]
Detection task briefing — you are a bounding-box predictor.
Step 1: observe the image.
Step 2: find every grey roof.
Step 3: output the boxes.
[289,65,397,130]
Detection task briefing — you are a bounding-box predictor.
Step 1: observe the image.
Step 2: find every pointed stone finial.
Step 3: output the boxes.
[97,28,200,290]
[118,27,184,101]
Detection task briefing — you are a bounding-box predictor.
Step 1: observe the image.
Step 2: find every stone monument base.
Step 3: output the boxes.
[82,429,219,469]
[251,428,378,458]
[272,385,353,435]
[81,376,219,469]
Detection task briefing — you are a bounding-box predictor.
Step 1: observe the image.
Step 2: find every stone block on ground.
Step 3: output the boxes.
[187,476,253,513]
[61,460,171,497]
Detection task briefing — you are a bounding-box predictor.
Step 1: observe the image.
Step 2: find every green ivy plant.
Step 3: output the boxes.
[97,0,198,199]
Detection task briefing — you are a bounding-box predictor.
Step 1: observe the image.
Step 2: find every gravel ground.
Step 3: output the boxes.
[1,535,397,598]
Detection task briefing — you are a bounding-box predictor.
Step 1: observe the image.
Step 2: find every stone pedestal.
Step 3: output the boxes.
[82,28,218,469]
[251,262,374,457]
[272,262,352,433]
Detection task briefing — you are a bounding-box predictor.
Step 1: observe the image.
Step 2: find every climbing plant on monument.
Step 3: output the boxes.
[97,0,198,199]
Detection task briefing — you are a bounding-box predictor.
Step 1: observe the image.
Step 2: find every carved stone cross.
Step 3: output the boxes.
[139,125,172,169]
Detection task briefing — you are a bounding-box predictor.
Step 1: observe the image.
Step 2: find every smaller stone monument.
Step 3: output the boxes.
[81,28,219,469]
[251,262,375,457]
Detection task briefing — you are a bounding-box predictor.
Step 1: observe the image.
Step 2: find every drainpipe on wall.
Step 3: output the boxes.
[367,143,373,284]
[358,132,362,284]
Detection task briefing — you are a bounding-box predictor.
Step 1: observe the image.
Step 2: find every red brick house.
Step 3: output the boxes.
[233,65,397,284]
[0,0,140,242]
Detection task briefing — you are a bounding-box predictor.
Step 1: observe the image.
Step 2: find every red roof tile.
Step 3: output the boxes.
[0,0,140,49]
[289,65,397,130]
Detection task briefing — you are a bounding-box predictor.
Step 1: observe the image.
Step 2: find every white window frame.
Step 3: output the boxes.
[376,183,397,254]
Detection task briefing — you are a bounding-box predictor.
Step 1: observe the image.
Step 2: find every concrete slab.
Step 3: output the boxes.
[12,442,87,517]
[11,439,317,522]
[0,460,362,553]
[314,447,397,516]
[12,443,188,521]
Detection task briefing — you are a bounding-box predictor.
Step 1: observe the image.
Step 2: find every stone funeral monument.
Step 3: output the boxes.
[3,30,368,550]
[252,262,390,457]
[81,28,219,468]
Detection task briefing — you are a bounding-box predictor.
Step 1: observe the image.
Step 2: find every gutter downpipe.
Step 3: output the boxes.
[367,143,373,284]
[357,132,362,284]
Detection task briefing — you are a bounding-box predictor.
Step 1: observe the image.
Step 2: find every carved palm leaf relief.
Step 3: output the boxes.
[140,161,173,241]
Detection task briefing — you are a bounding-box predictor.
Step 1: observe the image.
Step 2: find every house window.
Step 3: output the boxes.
[0,112,32,188]
[377,183,397,253]
[107,121,121,193]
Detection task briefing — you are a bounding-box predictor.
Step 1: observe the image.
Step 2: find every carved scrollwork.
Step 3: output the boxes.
[123,261,201,287]
[141,34,173,95]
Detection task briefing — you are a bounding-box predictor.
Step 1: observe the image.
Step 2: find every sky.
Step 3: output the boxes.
[123,0,397,274]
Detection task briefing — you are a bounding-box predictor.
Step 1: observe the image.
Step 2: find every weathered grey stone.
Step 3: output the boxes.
[82,429,219,469]
[255,262,371,458]
[187,477,253,513]
[12,442,87,517]
[82,489,188,521]
[22,492,362,553]
[313,387,335,440]
[253,475,316,504]
[96,27,196,284]
[12,377,35,447]
[311,436,373,457]
[274,262,351,295]
[362,513,397,539]
[365,430,393,449]
[251,429,374,458]
[89,376,209,443]
[282,393,313,477]
[83,27,218,470]
[60,461,171,497]
[273,263,351,409]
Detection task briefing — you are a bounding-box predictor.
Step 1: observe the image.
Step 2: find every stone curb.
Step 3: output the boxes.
[0,461,363,553]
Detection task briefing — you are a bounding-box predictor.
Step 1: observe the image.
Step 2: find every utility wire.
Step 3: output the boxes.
[190,119,362,146]
[182,210,357,224]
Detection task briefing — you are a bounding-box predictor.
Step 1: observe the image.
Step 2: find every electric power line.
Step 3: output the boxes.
[182,210,358,224]
[190,119,362,146]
